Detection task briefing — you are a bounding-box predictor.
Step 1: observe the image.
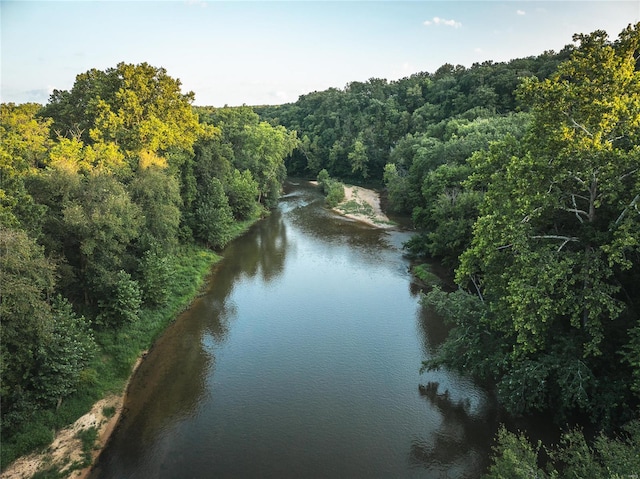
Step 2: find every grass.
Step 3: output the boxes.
[412,263,443,287]
[75,426,98,466]
[337,198,375,217]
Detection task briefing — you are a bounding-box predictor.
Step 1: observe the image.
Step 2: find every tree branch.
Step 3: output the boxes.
[562,111,593,137]
[469,275,484,303]
[614,193,640,226]
[531,235,580,252]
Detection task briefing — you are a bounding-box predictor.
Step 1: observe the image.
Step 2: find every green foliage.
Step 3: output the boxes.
[427,24,640,426]
[225,168,260,220]
[75,426,98,466]
[257,50,563,182]
[484,427,546,479]
[420,287,503,380]
[383,163,412,214]
[193,177,234,249]
[316,169,345,207]
[197,106,297,208]
[411,263,442,287]
[485,417,640,479]
[325,181,346,208]
[2,61,292,469]
[96,270,142,328]
[0,103,50,232]
[129,166,181,252]
[348,137,369,178]
[41,62,209,163]
[139,249,174,307]
[316,168,330,190]
[31,296,97,406]
[0,227,56,410]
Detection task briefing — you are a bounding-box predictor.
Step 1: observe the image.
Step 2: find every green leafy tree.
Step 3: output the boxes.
[96,270,142,328]
[225,169,260,220]
[194,177,234,249]
[237,122,297,207]
[484,418,640,479]
[0,103,50,232]
[129,165,181,252]
[483,427,546,479]
[30,296,97,406]
[440,24,640,423]
[0,228,56,413]
[41,62,209,169]
[348,136,369,179]
[139,249,174,307]
[61,173,143,305]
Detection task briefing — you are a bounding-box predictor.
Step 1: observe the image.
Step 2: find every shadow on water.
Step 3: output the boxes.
[409,381,498,478]
[91,179,510,479]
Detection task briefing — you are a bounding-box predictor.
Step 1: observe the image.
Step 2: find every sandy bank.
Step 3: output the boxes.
[1,356,145,479]
[333,185,394,229]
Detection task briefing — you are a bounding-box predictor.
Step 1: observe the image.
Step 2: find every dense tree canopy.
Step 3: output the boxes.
[1,63,297,466]
[425,24,640,427]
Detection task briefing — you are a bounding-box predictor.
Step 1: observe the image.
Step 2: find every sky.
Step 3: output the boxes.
[1,1,639,107]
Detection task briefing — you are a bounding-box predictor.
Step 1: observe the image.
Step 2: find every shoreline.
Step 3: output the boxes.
[0,355,145,479]
[1,186,390,479]
[332,184,395,229]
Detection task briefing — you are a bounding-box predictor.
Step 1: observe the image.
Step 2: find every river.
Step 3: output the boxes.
[89,180,499,478]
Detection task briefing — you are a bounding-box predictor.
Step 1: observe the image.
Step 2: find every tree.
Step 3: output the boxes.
[348,136,369,179]
[193,177,234,249]
[237,122,297,207]
[139,249,174,307]
[30,296,97,406]
[225,169,260,220]
[41,62,209,169]
[0,103,50,232]
[96,270,142,328]
[443,24,640,423]
[129,166,182,252]
[0,228,56,412]
[61,173,143,305]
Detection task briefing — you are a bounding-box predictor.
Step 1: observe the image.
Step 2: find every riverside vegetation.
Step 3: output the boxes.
[0,63,296,473]
[2,23,639,478]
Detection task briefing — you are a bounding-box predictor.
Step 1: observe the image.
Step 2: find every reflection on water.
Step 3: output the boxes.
[91,180,498,479]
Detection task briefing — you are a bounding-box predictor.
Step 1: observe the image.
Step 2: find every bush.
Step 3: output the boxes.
[96,270,142,328]
[139,250,174,307]
[325,181,345,207]
[317,169,345,207]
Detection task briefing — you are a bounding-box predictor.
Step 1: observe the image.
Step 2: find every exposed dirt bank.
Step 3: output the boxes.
[1,356,144,479]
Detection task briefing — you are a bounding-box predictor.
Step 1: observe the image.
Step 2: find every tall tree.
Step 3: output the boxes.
[41,62,209,169]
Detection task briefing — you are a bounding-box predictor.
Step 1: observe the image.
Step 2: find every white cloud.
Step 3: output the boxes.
[424,16,462,28]
[390,62,416,80]
[474,47,483,53]
[185,0,207,8]
[517,9,526,16]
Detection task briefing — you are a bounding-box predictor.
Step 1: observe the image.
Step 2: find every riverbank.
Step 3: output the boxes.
[1,249,226,479]
[0,359,144,479]
[316,181,394,229]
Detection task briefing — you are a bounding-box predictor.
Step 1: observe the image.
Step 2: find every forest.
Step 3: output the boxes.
[257,24,640,477]
[1,23,639,478]
[0,62,297,469]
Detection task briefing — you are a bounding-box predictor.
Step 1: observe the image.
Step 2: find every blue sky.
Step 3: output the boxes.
[1,1,638,106]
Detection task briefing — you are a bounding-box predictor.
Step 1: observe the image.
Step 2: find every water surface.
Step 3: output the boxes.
[91,181,497,478]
